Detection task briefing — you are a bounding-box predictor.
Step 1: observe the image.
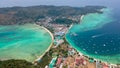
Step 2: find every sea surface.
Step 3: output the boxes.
[66,8,120,64]
[0,24,52,62]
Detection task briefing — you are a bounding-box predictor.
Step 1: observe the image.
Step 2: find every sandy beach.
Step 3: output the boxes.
[34,15,84,63]
[65,14,119,66]
[34,24,54,63]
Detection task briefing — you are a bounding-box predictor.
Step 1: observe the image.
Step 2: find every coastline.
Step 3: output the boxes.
[65,15,84,34]
[65,15,85,57]
[65,14,118,65]
[34,12,118,66]
[0,24,54,62]
[65,30,118,65]
[80,15,84,21]
[33,24,54,63]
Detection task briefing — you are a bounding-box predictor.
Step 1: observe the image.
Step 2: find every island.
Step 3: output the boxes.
[0,5,119,68]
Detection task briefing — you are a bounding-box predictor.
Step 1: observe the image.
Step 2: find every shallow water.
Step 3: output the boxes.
[0,24,52,62]
[66,8,120,64]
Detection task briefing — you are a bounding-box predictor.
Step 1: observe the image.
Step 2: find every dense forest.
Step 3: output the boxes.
[0,60,40,68]
[0,5,105,25]
[50,18,78,24]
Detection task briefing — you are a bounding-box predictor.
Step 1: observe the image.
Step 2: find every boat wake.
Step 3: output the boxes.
[92,33,106,38]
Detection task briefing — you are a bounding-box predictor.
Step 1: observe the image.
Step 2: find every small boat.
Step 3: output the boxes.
[71,32,78,36]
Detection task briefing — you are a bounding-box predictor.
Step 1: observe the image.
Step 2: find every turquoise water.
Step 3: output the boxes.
[66,9,120,64]
[49,57,57,68]
[0,24,52,62]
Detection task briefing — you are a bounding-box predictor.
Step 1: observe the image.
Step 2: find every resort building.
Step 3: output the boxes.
[56,57,62,67]
[68,48,76,56]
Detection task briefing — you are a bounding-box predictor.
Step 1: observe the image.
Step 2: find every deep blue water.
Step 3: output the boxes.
[66,6,120,64]
[70,20,120,55]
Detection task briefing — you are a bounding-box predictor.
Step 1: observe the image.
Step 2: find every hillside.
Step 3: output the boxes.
[0,5,105,25]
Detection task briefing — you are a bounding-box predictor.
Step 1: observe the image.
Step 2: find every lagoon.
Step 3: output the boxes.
[0,24,52,62]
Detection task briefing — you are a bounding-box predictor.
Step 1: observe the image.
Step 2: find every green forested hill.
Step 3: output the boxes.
[0,5,105,25]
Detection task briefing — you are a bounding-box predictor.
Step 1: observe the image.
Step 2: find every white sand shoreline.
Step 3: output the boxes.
[33,24,54,63]
[65,15,118,65]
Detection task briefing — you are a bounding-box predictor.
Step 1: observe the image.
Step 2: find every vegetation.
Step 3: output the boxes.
[38,43,68,68]
[0,5,105,68]
[37,53,52,68]
[0,5,105,25]
[0,60,40,68]
[50,18,77,25]
[0,43,68,68]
